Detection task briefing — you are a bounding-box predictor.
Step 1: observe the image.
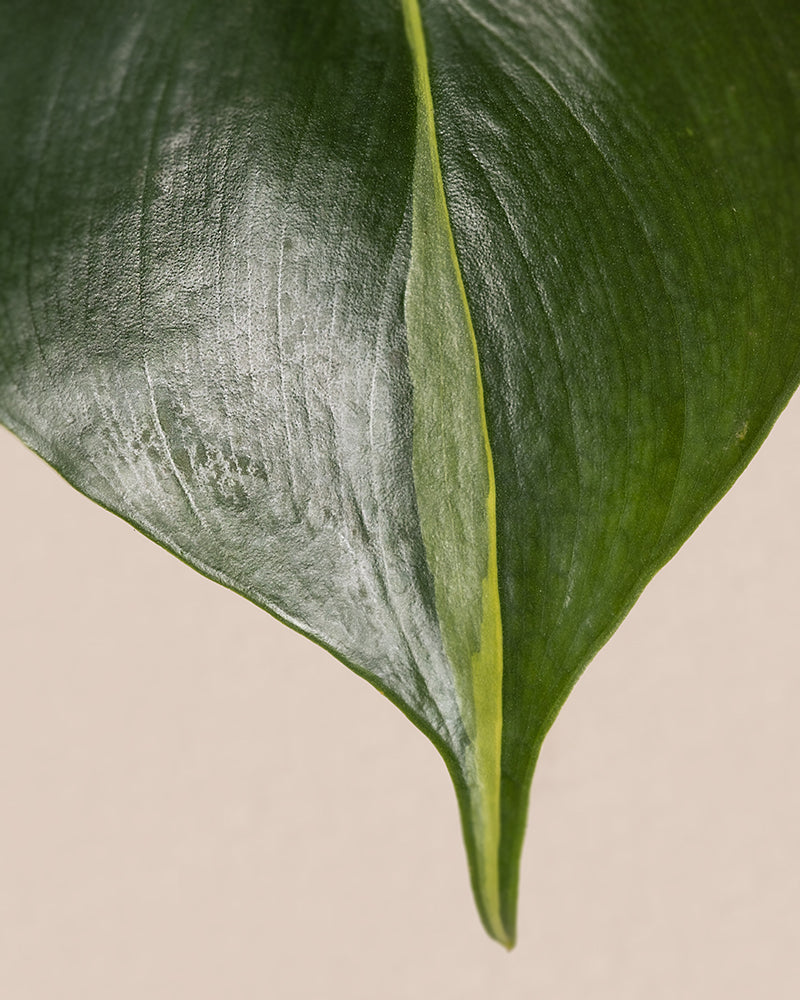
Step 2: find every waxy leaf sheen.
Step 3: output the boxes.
[1,0,798,945]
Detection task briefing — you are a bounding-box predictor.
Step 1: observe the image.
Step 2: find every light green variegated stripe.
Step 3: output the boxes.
[401,0,507,946]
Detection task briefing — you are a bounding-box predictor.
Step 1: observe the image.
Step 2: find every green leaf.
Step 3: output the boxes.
[1,0,798,946]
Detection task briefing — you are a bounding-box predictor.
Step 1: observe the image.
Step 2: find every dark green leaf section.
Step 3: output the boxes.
[1,0,799,946]
[420,0,800,937]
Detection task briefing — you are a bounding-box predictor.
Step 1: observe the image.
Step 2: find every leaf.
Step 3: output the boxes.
[1,0,798,946]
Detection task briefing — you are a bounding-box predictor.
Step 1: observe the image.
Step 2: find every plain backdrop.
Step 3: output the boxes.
[1,391,799,999]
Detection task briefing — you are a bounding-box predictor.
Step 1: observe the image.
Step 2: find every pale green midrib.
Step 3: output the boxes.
[400,0,508,946]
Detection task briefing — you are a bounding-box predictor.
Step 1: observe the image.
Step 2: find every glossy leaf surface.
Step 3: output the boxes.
[1,0,798,945]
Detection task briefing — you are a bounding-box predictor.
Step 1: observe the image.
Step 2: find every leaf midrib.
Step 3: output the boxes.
[400,0,508,947]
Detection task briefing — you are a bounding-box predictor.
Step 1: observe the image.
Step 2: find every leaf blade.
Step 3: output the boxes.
[1,0,799,946]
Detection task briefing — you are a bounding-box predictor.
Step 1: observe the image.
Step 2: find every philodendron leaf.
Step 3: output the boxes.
[1,0,798,946]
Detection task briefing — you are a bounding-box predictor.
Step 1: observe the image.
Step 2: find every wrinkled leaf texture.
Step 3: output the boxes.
[1,0,798,945]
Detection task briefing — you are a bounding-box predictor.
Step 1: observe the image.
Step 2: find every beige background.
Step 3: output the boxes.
[1,393,799,999]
